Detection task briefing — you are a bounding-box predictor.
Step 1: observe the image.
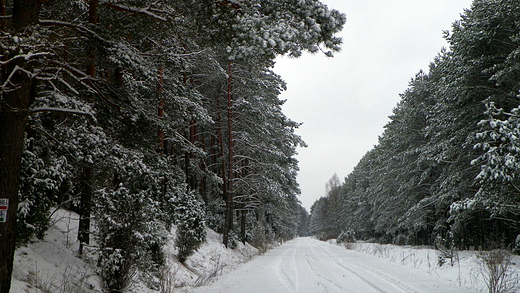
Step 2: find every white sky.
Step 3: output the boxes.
[274,0,474,211]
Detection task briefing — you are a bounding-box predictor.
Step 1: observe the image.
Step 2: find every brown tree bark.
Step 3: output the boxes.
[188,116,198,190]
[12,0,41,30]
[0,2,41,292]
[216,97,229,244]
[223,61,234,247]
[0,90,31,293]
[88,0,98,24]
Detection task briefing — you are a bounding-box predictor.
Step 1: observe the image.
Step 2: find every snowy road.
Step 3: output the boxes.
[190,237,478,293]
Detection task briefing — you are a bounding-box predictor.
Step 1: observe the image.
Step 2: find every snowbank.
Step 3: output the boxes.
[10,209,102,293]
[10,209,258,293]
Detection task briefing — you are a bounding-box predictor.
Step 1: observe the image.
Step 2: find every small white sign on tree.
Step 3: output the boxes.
[0,198,9,223]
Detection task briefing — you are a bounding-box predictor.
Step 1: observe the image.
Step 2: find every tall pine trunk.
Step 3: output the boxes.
[77,0,97,256]
[78,166,93,255]
[0,88,31,293]
[216,96,228,233]
[0,1,40,292]
[223,61,234,247]
[240,210,246,244]
[157,67,164,154]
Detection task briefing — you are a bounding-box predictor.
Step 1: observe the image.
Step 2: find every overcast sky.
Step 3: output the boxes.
[274,0,475,211]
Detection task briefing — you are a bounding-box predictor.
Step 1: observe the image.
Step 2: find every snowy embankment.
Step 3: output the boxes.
[10,208,258,293]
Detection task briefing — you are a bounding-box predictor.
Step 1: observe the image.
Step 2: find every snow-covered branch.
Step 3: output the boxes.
[29,107,92,116]
[1,65,34,89]
[509,181,520,196]
[142,50,208,58]
[39,20,106,42]
[101,1,168,21]
[29,125,79,162]
[0,51,53,65]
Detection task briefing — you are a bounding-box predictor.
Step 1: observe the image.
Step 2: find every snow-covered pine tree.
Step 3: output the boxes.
[174,190,206,263]
[205,0,345,247]
[441,0,520,247]
[95,147,170,292]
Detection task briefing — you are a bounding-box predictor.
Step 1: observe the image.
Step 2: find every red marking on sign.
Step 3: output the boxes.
[0,206,7,210]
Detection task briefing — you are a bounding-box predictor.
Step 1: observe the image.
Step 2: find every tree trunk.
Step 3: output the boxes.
[0,2,40,291]
[216,97,229,245]
[78,166,93,255]
[0,0,6,28]
[157,67,164,154]
[88,0,98,24]
[223,61,234,247]
[77,2,97,255]
[0,97,30,293]
[12,0,41,30]
[240,209,246,244]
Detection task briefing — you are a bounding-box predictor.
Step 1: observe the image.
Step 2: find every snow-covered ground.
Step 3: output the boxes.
[9,208,520,293]
[188,237,495,293]
[9,209,258,293]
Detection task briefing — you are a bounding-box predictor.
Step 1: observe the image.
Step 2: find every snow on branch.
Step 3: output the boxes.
[100,1,168,21]
[29,107,93,116]
[1,65,34,90]
[143,49,208,58]
[38,61,123,114]
[30,125,79,162]
[39,20,107,42]
[0,51,53,65]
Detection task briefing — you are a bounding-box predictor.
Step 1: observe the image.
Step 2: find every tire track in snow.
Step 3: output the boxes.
[315,243,417,293]
[303,242,358,292]
[305,256,344,292]
[345,262,419,293]
[273,244,296,292]
[291,238,300,291]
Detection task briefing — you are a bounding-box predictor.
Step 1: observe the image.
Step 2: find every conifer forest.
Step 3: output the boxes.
[0,0,344,292]
[309,0,520,251]
[1,0,520,292]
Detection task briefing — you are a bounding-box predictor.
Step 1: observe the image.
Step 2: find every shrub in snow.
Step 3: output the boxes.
[174,191,206,263]
[249,225,271,253]
[435,236,458,267]
[94,150,169,292]
[95,186,166,292]
[394,234,407,246]
[477,249,520,293]
[205,199,225,234]
[17,137,73,245]
[336,230,356,244]
[226,230,240,250]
